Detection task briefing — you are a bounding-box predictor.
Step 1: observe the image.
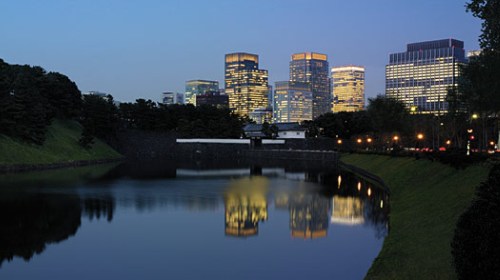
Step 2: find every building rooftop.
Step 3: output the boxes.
[406,38,464,51]
[291,52,327,61]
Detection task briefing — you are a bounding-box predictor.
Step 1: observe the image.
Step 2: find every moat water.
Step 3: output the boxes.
[0,160,389,280]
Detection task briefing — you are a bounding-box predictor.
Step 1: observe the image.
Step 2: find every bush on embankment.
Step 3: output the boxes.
[451,164,500,280]
[340,153,490,280]
[0,120,122,166]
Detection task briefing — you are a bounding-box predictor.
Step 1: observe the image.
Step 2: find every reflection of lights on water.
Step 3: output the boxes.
[380,200,384,208]
[367,188,372,197]
[337,175,342,188]
[357,182,361,191]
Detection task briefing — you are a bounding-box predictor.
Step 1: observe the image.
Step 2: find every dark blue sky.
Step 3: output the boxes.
[0,0,481,103]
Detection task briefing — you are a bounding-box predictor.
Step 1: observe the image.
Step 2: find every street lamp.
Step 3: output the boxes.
[416,133,424,151]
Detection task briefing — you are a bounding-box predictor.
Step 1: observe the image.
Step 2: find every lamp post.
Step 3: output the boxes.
[417,133,424,151]
[356,138,363,151]
[366,137,373,151]
[392,135,399,152]
[466,128,474,156]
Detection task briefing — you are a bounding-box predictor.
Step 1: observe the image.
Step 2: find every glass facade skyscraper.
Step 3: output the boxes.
[273,81,313,123]
[386,39,467,114]
[290,52,331,119]
[332,66,365,112]
[162,92,184,105]
[224,53,269,116]
[185,80,219,106]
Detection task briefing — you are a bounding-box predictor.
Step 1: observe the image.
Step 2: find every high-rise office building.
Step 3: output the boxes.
[225,53,269,116]
[249,107,273,124]
[162,92,184,105]
[290,52,331,119]
[273,81,313,123]
[185,80,219,106]
[332,66,365,112]
[195,91,229,108]
[386,39,467,114]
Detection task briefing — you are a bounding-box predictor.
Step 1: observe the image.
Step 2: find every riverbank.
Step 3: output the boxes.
[340,154,490,280]
[0,120,123,172]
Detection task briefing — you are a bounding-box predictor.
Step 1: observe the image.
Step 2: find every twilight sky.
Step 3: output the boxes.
[0,0,482,103]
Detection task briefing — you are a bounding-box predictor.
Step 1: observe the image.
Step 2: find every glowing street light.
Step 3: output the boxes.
[367,138,373,143]
[417,133,424,140]
[446,140,451,145]
[337,139,343,145]
[357,138,363,144]
[393,135,399,141]
[472,113,479,120]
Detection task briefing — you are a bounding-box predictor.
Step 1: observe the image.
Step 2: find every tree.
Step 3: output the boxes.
[452,164,500,279]
[0,59,82,144]
[458,0,500,148]
[42,72,82,119]
[367,95,410,135]
[79,94,118,148]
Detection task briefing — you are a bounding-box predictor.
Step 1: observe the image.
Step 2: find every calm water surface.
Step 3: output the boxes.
[0,161,389,280]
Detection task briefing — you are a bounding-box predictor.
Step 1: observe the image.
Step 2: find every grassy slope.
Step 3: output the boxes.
[340,154,490,280]
[0,120,122,165]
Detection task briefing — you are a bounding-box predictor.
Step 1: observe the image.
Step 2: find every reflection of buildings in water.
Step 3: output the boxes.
[289,194,330,239]
[274,193,289,210]
[224,177,269,237]
[331,196,364,225]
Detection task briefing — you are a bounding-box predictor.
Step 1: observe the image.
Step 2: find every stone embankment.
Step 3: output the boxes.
[0,158,124,173]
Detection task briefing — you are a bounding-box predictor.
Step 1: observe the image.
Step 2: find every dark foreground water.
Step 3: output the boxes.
[0,161,389,280]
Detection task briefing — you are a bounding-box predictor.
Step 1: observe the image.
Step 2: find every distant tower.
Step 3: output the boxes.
[185,80,219,106]
[386,39,467,114]
[273,81,313,123]
[162,92,184,105]
[332,66,365,112]
[290,52,331,119]
[224,53,269,116]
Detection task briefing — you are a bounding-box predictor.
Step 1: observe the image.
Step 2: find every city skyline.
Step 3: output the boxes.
[0,0,481,103]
